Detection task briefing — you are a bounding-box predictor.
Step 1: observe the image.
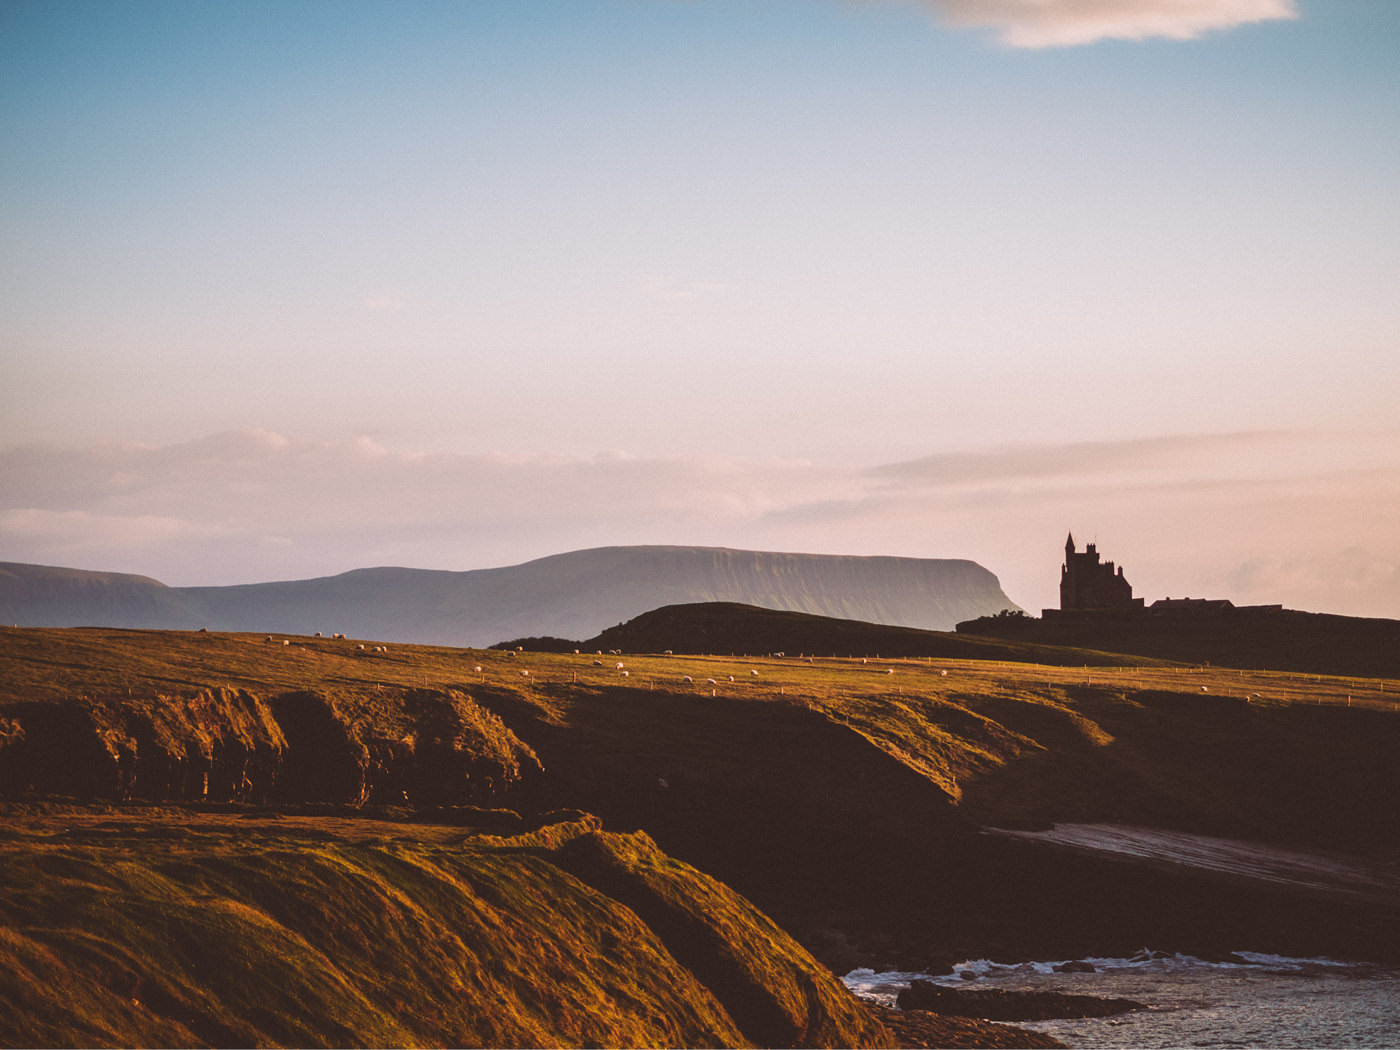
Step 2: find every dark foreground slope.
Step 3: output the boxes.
[0,546,1018,645]
[581,602,1179,666]
[959,606,1400,679]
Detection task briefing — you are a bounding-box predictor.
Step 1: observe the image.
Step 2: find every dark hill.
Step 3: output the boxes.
[957,606,1400,679]
[0,545,1019,645]
[583,602,1177,666]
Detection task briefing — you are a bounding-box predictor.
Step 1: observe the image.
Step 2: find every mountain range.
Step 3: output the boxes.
[0,545,1019,646]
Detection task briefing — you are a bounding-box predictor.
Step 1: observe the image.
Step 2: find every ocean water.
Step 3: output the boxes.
[844,952,1400,1048]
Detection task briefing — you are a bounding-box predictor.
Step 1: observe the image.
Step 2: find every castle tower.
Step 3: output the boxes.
[1060,534,1142,612]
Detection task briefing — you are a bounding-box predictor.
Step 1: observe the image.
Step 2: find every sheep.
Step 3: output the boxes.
[939,669,948,677]
[593,660,604,667]
[663,650,673,655]
[357,644,366,651]
[516,646,524,652]
[750,670,759,677]
[473,665,483,673]
[620,670,630,677]
[728,676,735,682]
[885,668,894,675]
[265,636,273,643]
[314,632,322,637]
[615,662,625,670]
[283,640,290,646]
[682,676,693,683]
[706,678,717,686]
[573,649,580,654]
[521,669,531,677]
[1200,685,1209,692]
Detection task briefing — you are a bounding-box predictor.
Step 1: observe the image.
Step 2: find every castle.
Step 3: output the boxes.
[1054,533,1144,614]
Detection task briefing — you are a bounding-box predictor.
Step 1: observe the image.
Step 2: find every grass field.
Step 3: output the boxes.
[2,624,1397,1046]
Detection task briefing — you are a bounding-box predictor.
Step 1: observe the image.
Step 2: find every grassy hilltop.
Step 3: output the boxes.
[1,621,1398,1047]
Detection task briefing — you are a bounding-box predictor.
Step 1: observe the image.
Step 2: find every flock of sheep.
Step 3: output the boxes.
[254,633,947,689]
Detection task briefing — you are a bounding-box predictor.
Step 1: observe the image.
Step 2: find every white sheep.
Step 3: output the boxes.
[939,669,948,677]
[663,649,673,655]
[474,665,483,673]
[728,676,735,682]
[593,660,604,667]
[521,669,531,677]
[283,640,290,646]
[885,669,894,675]
[682,675,693,683]
[620,670,630,677]
[750,670,759,677]
[615,662,625,670]
[706,678,717,686]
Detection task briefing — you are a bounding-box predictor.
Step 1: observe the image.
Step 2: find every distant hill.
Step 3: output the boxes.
[0,546,1019,646]
[580,602,1172,667]
[957,607,1400,679]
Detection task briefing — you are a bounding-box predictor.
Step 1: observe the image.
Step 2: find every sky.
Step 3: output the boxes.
[2,0,1398,618]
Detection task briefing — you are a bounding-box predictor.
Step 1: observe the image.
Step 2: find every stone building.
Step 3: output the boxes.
[1058,533,1144,612]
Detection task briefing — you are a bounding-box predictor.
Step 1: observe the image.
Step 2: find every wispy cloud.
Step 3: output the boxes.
[892,0,1299,48]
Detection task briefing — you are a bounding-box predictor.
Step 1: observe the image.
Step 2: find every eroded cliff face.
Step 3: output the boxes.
[0,686,541,808]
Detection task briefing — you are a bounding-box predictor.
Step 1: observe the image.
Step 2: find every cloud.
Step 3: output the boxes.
[896,0,1298,48]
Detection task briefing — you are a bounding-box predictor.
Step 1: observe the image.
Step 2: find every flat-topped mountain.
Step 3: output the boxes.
[0,546,1019,646]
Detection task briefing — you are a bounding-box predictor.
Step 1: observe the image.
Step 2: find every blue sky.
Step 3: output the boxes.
[2,0,1398,617]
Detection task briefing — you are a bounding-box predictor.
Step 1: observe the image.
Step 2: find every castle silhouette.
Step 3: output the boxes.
[1058,533,1145,612]
[1046,534,1277,619]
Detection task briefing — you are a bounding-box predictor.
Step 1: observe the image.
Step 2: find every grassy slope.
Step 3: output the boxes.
[2,626,1395,847]
[0,806,889,1050]
[3,625,1399,1040]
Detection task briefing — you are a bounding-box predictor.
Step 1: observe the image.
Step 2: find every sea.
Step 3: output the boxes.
[844,952,1400,1048]
[843,823,1400,1048]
